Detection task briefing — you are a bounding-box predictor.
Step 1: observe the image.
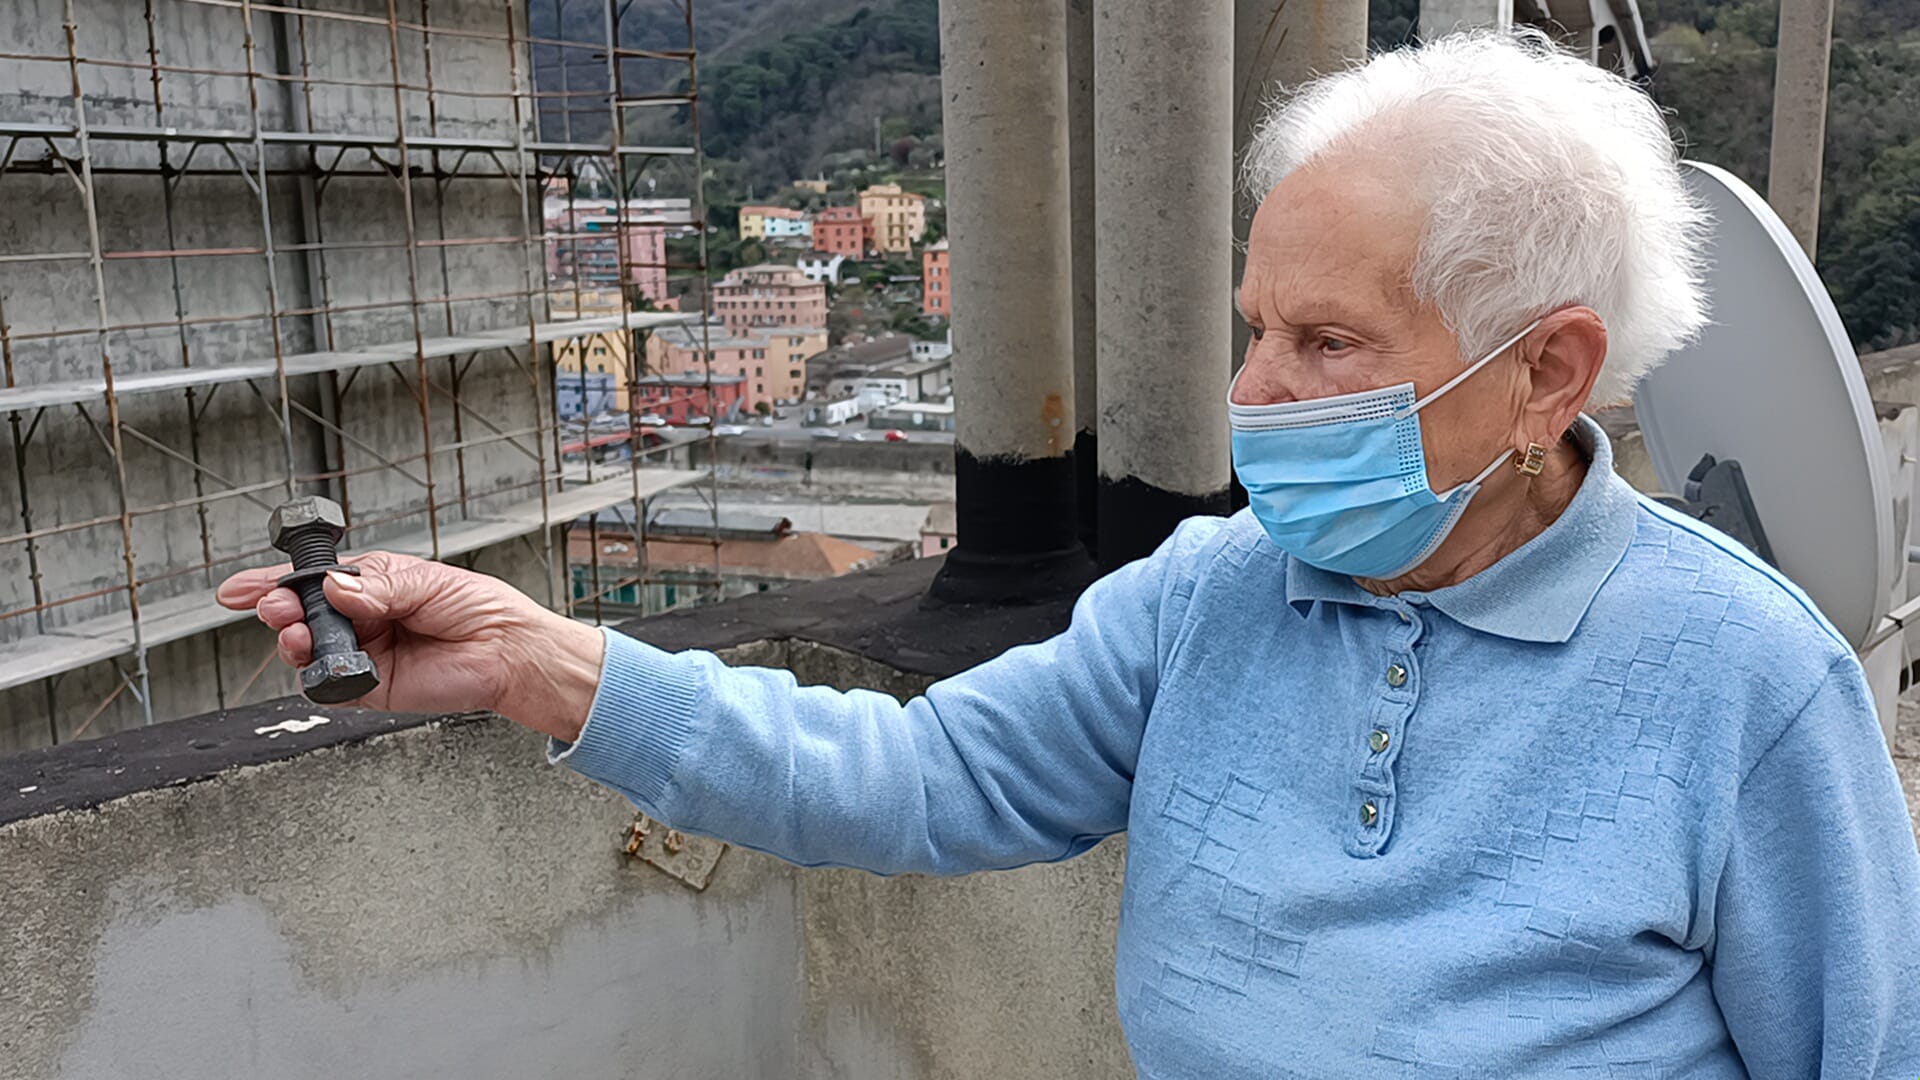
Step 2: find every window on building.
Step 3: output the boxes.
[940,537,950,550]
[756,383,764,393]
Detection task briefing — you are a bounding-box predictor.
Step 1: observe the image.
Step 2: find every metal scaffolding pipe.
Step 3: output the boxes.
[929,0,1094,603]
[1095,0,1235,570]
[1767,0,1835,259]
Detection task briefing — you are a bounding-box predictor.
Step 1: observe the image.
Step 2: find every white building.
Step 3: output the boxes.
[804,396,862,426]
[765,215,813,240]
[911,331,953,363]
[797,253,848,284]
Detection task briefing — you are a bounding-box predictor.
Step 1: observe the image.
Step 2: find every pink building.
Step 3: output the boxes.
[711,264,829,336]
[542,196,690,303]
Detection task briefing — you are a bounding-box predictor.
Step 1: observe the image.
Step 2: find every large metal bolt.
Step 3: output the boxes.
[267,496,380,705]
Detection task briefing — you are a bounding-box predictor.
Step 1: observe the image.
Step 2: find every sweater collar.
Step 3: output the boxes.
[1283,415,1639,644]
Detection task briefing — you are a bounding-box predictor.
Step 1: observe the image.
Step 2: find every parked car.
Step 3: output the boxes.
[715,424,748,437]
[842,431,873,442]
[811,429,840,441]
[882,429,908,442]
[637,414,666,427]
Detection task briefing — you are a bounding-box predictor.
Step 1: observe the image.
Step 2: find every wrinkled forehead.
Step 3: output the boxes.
[1238,161,1428,323]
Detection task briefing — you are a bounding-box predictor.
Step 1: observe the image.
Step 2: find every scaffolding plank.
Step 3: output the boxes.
[0,311,694,413]
[0,122,692,158]
[0,467,702,693]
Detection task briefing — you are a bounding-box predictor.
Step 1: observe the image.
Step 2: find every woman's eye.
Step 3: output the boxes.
[1247,324,1264,342]
[1320,336,1352,354]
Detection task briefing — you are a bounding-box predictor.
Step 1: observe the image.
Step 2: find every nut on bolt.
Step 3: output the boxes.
[267,495,380,705]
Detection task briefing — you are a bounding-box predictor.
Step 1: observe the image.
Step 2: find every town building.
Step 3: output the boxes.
[812,205,873,259]
[919,502,957,557]
[711,263,830,336]
[870,398,956,433]
[550,289,686,413]
[831,356,952,412]
[858,183,928,255]
[797,253,849,284]
[570,508,883,614]
[921,238,950,317]
[543,194,691,298]
[738,205,811,242]
[804,395,863,427]
[912,330,954,362]
[804,334,916,399]
[648,320,827,409]
[630,372,748,425]
[792,177,830,195]
[556,371,618,419]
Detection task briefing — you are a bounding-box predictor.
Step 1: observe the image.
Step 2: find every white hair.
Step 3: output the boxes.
[1241,30,1710,407]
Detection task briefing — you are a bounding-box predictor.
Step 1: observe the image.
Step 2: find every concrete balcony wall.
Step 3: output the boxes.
[1,559,1131,1080]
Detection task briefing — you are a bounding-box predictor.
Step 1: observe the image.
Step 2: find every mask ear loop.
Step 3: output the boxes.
[1394,318,1543,420]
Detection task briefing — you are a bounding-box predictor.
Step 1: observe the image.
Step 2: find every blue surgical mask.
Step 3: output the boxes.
[1228,320,1540,580]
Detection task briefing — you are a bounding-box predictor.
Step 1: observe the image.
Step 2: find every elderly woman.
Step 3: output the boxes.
[220,32,1919,1077]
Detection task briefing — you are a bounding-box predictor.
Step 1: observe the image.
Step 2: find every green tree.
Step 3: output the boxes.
[1821,142,1920,350]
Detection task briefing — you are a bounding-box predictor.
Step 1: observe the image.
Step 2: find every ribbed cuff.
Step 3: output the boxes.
[546,626,705,809]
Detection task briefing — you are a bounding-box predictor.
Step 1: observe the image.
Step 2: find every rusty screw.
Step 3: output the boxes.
[267,496,380,705]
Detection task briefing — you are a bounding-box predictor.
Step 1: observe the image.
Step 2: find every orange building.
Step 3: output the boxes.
[711,263,829,336]
[646,319,826,409]
[812,205,872,260]
[920,238,949,317]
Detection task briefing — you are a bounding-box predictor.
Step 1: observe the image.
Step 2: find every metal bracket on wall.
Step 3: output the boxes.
[621,812,725,890]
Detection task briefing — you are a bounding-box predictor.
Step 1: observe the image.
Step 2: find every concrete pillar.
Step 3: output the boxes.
[930,0,1096,603]
[1232,0,1370,370]
[1419,0,1510,39]
[1095,0,1235,569]
[1068,0,1099,559]
[1767,0,1834,260]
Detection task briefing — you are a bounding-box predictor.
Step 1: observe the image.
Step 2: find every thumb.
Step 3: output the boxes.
[322,567,395,621]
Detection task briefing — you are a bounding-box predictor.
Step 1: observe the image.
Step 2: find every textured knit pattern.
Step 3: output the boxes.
[552,419,1920,1078]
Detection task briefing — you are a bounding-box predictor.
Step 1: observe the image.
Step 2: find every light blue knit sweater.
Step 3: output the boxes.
[553,418,1920,1077]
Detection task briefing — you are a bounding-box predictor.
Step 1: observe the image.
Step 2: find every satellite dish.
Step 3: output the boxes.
[1633,160,1894,649]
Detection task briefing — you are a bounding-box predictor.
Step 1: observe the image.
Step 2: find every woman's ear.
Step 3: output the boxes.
[1516,306,1607,446]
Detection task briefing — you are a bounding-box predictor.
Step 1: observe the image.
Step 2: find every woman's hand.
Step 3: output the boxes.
[216,552,605,742]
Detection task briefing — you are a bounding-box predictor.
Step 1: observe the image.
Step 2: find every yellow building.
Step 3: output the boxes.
[792,178,829,194]
[550,289,635,410]
[857,183,927,255]
[738,204,808,242]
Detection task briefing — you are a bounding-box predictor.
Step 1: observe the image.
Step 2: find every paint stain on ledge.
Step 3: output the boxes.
[254,716,333,739]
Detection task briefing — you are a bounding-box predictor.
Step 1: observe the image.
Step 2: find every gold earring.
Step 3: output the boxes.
[1515,441,1547,477]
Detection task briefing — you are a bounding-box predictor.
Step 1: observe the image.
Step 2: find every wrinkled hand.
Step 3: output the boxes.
[216,552,604,742]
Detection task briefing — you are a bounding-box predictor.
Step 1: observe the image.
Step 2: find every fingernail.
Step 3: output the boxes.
[326,570,364,593]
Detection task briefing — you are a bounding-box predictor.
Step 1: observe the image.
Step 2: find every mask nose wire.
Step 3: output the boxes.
[1391,318,1544,421]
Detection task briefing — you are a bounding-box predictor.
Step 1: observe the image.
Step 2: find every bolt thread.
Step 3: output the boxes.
[284,528,338,571]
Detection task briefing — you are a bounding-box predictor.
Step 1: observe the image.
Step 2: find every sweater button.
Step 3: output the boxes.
[1385,663,1408,688]
[1360,801,1379,827]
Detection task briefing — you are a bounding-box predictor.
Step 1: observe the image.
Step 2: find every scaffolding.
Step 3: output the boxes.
[0,0,724,744]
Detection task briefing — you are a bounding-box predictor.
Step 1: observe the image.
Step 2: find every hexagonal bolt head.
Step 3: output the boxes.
[268,496,348,553]
[301,649,380,705]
